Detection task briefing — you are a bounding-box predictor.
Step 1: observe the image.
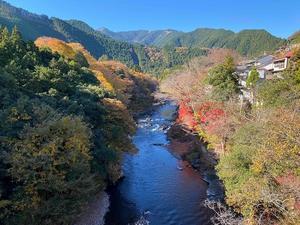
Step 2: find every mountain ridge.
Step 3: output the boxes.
[0,0,291,76]
[0,0,209,76]
[99,27,180,46]
[100,27,286,56]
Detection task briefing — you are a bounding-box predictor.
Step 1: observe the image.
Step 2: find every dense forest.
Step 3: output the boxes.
[101,27,286,57]
[0,1,299,225]
[0,0,290,78]
[157,28,286,56]
[0,0,207,77]
[161,48,300,224]
[0,27,156,225]
[99,28,177,46]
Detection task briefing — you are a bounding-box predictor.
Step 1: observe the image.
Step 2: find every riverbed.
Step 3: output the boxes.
[104,101,222,225]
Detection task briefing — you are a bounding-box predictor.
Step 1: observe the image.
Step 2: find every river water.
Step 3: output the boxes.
[105,101,220,225]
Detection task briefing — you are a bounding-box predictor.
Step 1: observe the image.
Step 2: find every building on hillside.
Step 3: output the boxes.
[236,55,274,88]
[237,50,294,103]
[254,55,274,79]
[272,51,293,75]
[273,58,288,72]
[237,55,274,102]
[255,55,274,68]
[236,59,257,88]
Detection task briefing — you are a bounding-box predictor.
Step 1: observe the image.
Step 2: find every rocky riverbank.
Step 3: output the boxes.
[105,99,215,225]
[74,192,110,225]
[167,124,216,170]
[153,92,225,201]
[167,118,224,201]
[74,94,223,225]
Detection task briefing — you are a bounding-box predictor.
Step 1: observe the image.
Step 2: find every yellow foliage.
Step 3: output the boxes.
[102,98,136,152]
[92,62,133,104]
[252,110,300,177]
[92,70,114,93]
[35,37,77,59]
[34,37,156,112]
[67,42,97,65]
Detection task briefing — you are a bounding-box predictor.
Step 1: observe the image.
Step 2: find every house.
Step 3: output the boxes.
[236,55,274,88]
[273,58,288,72]
[255,55,274,68]
[237,55,275,102]
[236,50,294,103]
[236,65,250,88]
[255,55,275,79]
[272,51,292,73]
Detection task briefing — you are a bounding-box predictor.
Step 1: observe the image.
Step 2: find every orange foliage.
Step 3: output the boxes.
[177,101,197,129]
[162,48,243,153]
[92,70,114,93]
[67,42,97,65]
[35,37,77,59]
[34,37,157,112]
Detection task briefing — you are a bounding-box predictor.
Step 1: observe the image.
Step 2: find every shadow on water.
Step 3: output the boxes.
[105,182,140,225]
[105,101,217,225]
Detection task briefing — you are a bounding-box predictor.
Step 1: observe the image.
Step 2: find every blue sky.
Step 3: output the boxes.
[5,0,300,38]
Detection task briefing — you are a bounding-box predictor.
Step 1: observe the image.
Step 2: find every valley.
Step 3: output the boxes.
[0,1,299,225]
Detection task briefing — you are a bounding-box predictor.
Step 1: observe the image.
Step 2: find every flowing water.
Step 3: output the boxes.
[105,101,222,225]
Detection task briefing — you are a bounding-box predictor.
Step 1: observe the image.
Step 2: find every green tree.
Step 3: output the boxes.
[246,68,260,103]
[246,68,259,88]
[11,26,22,44]
[74,51,89,68]
[0,27,137,224]
[207,56,239,101]
[9,114,98,225]
[258,48,300,107]
[217,110,300,224]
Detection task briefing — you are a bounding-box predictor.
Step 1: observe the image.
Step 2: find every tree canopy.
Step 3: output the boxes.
[0,27,153,225]
[161,47,300,224]
[207,56,239,101]
[246,68,260,88]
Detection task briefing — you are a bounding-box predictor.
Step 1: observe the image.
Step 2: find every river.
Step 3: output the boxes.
[104,101,222,225]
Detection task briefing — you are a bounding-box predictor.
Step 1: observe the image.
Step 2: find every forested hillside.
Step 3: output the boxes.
[0,27,156,225]
[161,48,300,224]
[289,30,300,44]
[99,28,179,46]
[34,36,157,114]
[101,27,286,56]
[0,0,285,78]
[157,28,286,56]
[0,0,140,66]
[154,28,234,48]
[0,0,207,76]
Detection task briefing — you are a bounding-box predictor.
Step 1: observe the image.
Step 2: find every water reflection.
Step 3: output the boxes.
[105,102,214,225]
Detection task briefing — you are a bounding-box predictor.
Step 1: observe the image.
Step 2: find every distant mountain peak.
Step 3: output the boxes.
[0,0,290,60]
[98,27,110,32]
[98,28,179,46]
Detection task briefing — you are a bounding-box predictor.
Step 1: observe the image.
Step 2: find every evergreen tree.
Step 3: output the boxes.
[207,56,239,101]
[246,68,260,88]
[0,27,142,224]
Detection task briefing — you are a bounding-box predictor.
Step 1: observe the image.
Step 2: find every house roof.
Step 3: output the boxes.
[274,57,287,63]
[257,55,274,66]
[239,59,255,65]
[236,65,248,71]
